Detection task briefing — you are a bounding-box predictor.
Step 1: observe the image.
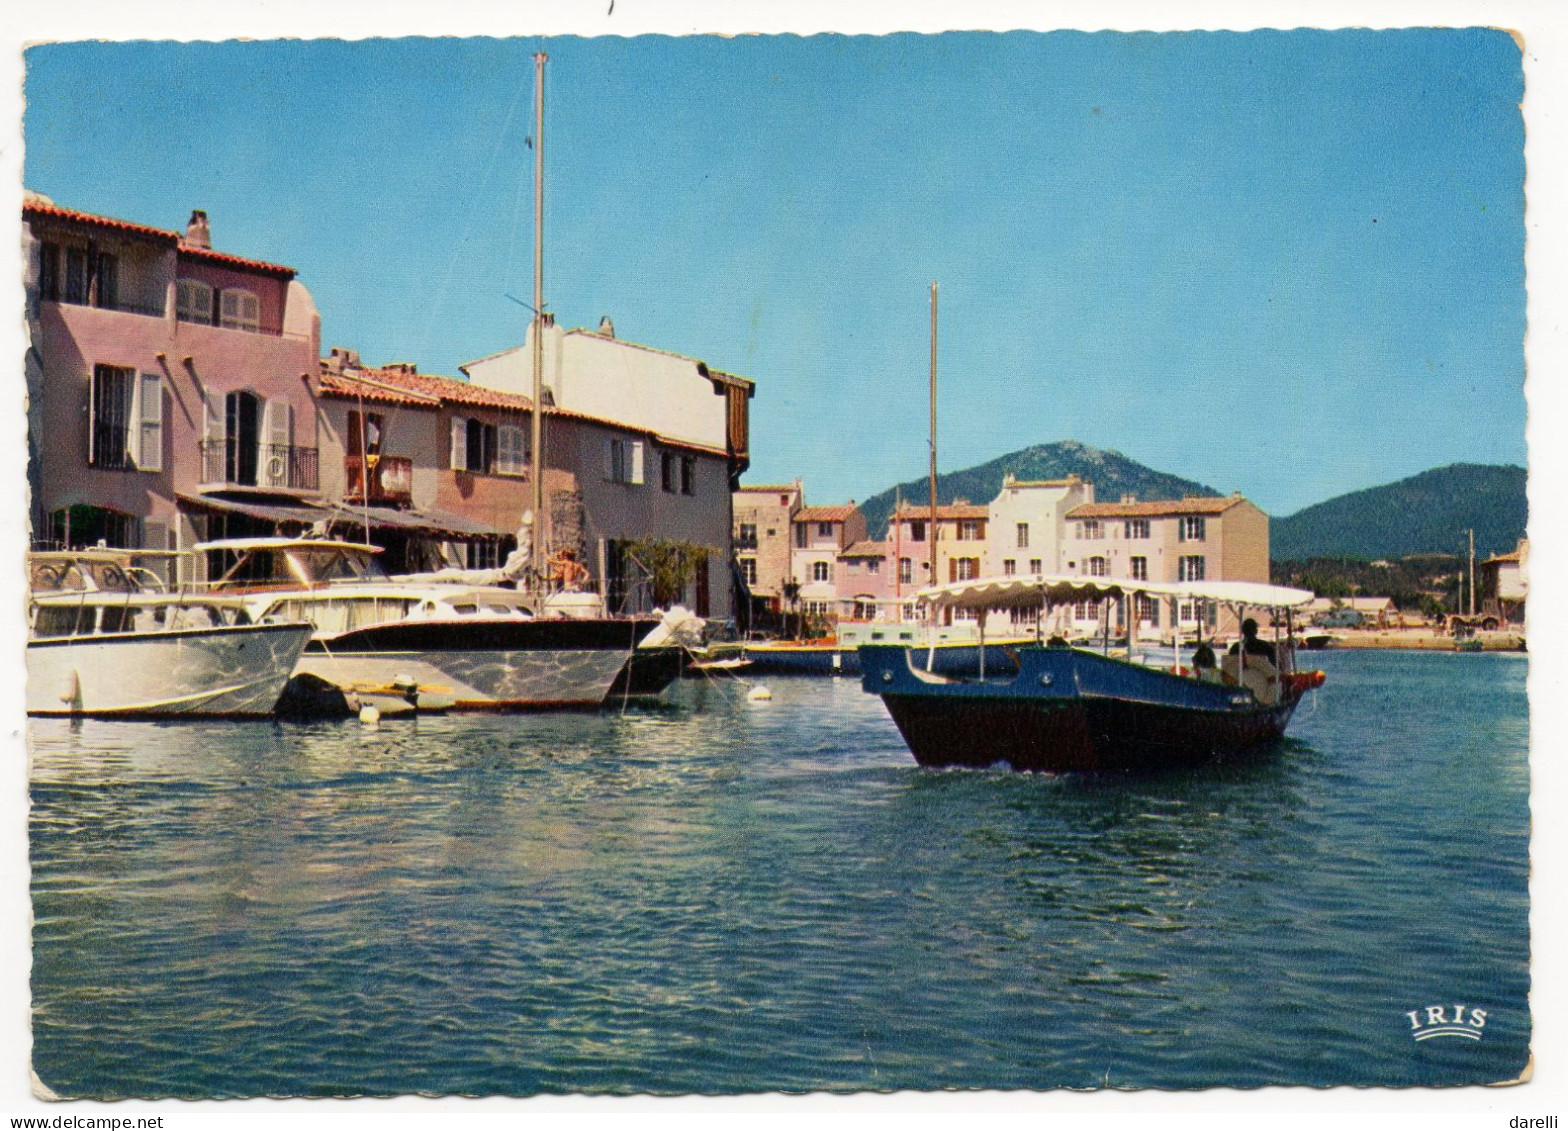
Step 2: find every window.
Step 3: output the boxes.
[812,560,831,583]
[467,419,496,473]
[1016,522,1029,548]
[137,372,163,472]
[1080,519,1103,540]
[219,288,261,332]
[1178,555,1206,581]
[661,452,678,492]
[1180,516,1207,542]
[1136,595,1159,625]
[1002,559,1016,576]
[1125,519,1150,539]
[958,519,984,541]
[1130,556,1148,581]
[1088,556,1108,577]
[1075,599,1099,621]
[681,457,696,496]
[899,557,913,584]
[496,424,528,475]
[818,522,834,538]
[866,559,880,574]
[88,365,134,469]
[737,523,758,549]
[950,557,979,581]
[740,558,758,585]
[909,520,926,542]
[606,438,644,484]
[1029,558,1042,574]
[794,523,808,549]
[176,279,215,324]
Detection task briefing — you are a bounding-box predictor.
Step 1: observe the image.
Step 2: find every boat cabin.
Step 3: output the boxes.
[199,538,388,592]
[30,593,258,639]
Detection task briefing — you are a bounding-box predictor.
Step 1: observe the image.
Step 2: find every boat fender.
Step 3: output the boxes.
[358,704,382,725]
[747,685,773,702]
[59,669,81,707]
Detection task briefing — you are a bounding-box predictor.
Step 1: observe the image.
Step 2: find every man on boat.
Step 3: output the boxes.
[1228,618,1276,666]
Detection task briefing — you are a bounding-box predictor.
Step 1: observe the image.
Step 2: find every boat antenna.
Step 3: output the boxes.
[530,48,548,585]
[928,281,938,622]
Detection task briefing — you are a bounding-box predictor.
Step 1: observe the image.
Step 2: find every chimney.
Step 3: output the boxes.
[326,346,361,373]
[383,362,418,376]
[598,315,615,338]
[1121,493,1137,504]
[185,209,211,249]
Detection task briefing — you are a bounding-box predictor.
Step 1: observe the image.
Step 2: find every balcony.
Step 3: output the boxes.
[199,440,319,491]
[344,454,413,506]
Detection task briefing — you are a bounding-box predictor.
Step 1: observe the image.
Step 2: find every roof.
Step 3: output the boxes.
[321,358,731,459]
[24,200,176,244]
[916,574,1313,613]
[892,503,990,521]
[1483,549,1525,565]
[737,483,800,494]
[795,505,860,523]
[840,540,887,559]
[1067,496,1247,519]
[178,241,296,279]
[1001,477,1081,488]
[318,369,442,409]
[329,364,533,412]
[24,200,297,277]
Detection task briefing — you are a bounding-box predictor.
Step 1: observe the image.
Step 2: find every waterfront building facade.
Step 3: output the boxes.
[835,540,895,621]
[984,474,1095,579]
[732,481,803,611]
[790,504,868,622]
[1060,493,1269,636]
[319,352,737,618]
[888,501,992,615]
[23,195,322,585]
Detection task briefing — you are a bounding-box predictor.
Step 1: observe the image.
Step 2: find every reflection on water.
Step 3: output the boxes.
[31,650,1529,1096]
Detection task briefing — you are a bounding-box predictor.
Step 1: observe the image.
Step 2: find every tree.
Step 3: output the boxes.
[623,538,709,607]
[782,578,802,640]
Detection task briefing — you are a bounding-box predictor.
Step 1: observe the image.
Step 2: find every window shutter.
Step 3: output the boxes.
[86,368,97,464]
[450,416,467,470]
[137,373,163,472]
[631,441,644,485]
[269,399,292,449]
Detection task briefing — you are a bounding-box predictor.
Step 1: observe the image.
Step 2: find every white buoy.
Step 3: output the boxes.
[358,704,382,725]
[747,685,773,702]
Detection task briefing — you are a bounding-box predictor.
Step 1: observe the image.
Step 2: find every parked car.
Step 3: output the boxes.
[1314,608,1365,629]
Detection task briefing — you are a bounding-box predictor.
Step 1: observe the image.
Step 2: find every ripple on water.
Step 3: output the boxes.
[30,654,1531,1096]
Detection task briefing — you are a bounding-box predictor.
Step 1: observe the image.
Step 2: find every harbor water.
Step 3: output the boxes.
[30,649,1530,1097]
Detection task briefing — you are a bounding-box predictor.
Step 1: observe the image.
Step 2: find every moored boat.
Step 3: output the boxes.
[861,575,1324,773]
[27,555,312,717]
[198,537,673,710]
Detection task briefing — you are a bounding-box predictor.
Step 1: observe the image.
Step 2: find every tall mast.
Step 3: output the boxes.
[530,49,548,581]
[928,282,939,595]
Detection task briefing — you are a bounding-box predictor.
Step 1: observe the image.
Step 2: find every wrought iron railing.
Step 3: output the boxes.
[199,440,319,490]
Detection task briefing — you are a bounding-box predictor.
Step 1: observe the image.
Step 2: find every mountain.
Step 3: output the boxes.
[856,441,1217,539]
[1271,463,1527,561]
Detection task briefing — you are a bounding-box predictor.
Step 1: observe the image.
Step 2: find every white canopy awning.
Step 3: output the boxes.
[914,574,1314,613]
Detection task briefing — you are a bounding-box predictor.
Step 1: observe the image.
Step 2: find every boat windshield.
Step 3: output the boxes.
[290,547,387,584]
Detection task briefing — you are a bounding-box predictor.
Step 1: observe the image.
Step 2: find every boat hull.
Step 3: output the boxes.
[861,644,1308,774]
[298,617,661,709]
[27,622,313,718]
[607,646,687,700]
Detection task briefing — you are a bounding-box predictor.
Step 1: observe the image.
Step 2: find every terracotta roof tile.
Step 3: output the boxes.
[178,241,296,279]
[892,503,989,521]
[338,364,534,412]
[840,540,887,558]
[1067,496,1246,519]
[795,504,860,523]
[318,369,442,408]
[736,483,800,493]
[23,200,178,244]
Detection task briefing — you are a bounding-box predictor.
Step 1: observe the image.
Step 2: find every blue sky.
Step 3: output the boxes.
[23,29,1525,516]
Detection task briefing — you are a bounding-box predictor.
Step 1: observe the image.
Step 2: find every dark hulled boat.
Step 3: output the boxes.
[861,575,1325,774]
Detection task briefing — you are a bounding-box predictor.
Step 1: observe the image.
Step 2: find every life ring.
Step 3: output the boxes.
[267,455,286,482]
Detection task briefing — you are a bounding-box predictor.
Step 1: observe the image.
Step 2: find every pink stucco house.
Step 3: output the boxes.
[24,194,322,583]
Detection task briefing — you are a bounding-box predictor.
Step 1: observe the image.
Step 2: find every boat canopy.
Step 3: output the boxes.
[914,574,1314,613]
